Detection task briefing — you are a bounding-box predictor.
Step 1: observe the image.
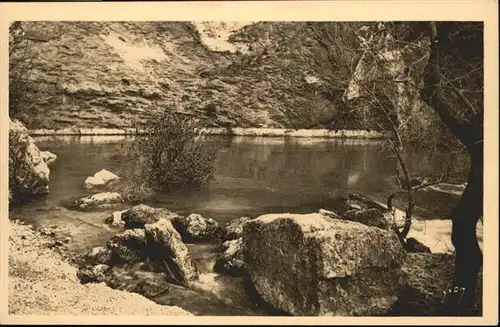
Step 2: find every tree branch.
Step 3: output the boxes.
[421,22,483,148]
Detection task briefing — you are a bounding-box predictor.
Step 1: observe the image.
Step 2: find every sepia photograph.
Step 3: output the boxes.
[1,1,498,325]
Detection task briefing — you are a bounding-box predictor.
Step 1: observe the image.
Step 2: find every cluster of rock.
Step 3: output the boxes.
[7,118,128,211]
[239,206,479,316]
[73,196,479,317]
[77,204,223,296]
[213,216,252,277]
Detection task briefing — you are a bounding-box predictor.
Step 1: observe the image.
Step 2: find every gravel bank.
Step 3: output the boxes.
[8,220,192,316]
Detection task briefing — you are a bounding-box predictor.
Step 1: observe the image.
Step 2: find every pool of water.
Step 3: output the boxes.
[25,135,467,221]
[10,134,469,316]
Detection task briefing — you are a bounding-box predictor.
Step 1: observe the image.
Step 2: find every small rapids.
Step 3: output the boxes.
[9,202,272,315]
[105,242,271,315]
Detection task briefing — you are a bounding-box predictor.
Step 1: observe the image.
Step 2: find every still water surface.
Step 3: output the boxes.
[30,135,466,222]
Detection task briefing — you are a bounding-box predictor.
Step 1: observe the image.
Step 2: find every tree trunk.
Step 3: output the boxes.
[421,22,484,315]
[441,142,483,315]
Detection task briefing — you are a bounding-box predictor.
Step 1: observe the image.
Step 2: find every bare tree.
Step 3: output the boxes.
[322,21,483,314]
[318,22,452,243]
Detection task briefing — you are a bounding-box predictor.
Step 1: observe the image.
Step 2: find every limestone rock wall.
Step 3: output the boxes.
[9,118,51,200]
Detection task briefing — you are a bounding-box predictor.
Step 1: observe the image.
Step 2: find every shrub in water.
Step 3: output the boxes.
[119,111,218,202]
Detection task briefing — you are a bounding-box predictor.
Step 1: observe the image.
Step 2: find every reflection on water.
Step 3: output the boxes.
[31,135,468,223]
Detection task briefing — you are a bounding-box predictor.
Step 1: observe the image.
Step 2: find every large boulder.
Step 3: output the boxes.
[106,228,147,264]
[214,238,247,277]
[343,208,389,229]
[172,213,219,242]
[121,204,180,229]
[347,193,387,211]
[243,213,406,316]
[391,253,482,316]
[86,246,113,265]
[75,192,123,209]
[345,193,405,229]
[144,219,198,287]
[84,169,120,189]
[220,217,252,241]
[104,209,128,228]
[9,119,50,198]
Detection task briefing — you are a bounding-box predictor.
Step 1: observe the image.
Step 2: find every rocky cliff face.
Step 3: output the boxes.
[11,21,362,130]
[11,21,230,129]
[9,118,51,201]
[195,22,355,128]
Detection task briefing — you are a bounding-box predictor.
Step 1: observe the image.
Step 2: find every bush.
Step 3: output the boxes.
[119,111,218,202]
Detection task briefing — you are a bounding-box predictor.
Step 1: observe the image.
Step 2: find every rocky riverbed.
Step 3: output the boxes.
[8,202,483,317]
[8,220,192,316]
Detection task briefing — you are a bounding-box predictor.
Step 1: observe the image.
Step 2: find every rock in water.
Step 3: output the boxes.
[347,193,387,211]
[121,204,180,229]
[243,213,406,316]
[132,271,171,298]
[40,151,57,166]
[344,193,405,229]
[75,192,123,209]
[172,213,219,242]
[144,219,198,287]
[106,269,171,299]
[9,119,50,198]
[92,264,111,282]
[104,209,128,228]
[84,169,120,189]
[106,229,147,264]
[403,237,432,254]
[220,216,252,241]
[77,264,110,284]
[343,208,389,229]
[318,209,341,219]
[86,246,113,265]
[214,238,247,277]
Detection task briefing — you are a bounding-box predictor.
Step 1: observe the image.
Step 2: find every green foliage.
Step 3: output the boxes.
[118,110,218,202]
